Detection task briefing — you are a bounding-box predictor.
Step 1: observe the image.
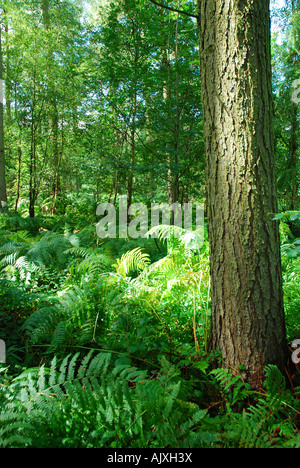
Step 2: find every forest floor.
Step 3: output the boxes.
[0,210,299,448]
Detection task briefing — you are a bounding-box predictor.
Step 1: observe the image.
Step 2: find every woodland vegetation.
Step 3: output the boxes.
[0,0,299,449]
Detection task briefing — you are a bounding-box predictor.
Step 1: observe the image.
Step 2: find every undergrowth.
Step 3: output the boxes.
[0,212,299,448]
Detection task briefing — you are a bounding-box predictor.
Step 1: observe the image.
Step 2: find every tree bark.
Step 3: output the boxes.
[42,0,50,29]
[197,0,287,388]
[127,20,139,219]
[288,101,298,210]
[0,24,8,208]
[42,0,60,210]
[4,15,11,122]
[29,82,37,218]
[15,145,22,211]
[127,92,136,216]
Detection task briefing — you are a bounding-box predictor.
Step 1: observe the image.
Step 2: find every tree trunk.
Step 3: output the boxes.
[15,145,22,211]
[197,0,287,388]
[127,22,139,218]
[42,0,50,29]
[29,59,38,218]
[172,5,180,206]
[29,103,36,218]
[42,0,60,211]
[163,16,181,208]
[288,102,298,210]
[0,24,7,208]
[4,15,11,122]
[127,119,135,211]
[51,101,60,207]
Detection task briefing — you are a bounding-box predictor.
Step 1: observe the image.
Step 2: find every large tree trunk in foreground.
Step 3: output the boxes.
[197,0,288,388]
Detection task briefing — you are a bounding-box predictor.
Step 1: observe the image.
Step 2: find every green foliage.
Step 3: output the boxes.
[274,212,300,340]
[208,365,300,448]
[1,351,299,448]
[0,352,209,448]
[113,247,151,277]
[275,211,300,259]
[0,215,299,448]
[0,0,299,450]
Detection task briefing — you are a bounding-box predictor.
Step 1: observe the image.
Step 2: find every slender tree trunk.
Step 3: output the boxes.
[289,102,298,210]
[29,58,38,218]
[112,136,125,204]
[197,0,287,388]
[29,102,36,218]
[127,111,135,210]
[172,5,180,206]
[72,103,78,134]
[113,173,119,206]
[15,145,22,211]
[42,0,60,210]
[0,24,7,208]
[4,16,11,122]
[145,103,156,198]
[165,11,180,208]
[42,0,50,28]
[51,100,60,206]
[127,23,139,217]
[162,27,174,206]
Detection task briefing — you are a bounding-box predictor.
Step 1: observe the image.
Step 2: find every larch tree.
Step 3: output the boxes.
[197,0,288,388]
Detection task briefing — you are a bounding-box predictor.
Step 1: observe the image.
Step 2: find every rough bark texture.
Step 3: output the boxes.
[197,0,288,388]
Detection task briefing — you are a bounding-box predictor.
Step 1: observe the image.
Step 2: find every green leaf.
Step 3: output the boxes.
[194,359,210,373]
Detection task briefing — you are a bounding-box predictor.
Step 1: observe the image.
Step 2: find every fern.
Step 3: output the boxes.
[113,247,151,277]
[23,280,108,351]
[210,367,253,405]
[0,352,213,448]
[209,365,300,448]
[146,224,204,253]
[63,253,113,287]
[0,231,79,288]
[0,411,33,448]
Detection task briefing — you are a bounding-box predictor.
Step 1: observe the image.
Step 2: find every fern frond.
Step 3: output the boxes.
[0,411,33,448]
[264,364,286,395]
[0,352,212,448]
[23,306,63,345]
[113,248,151,277]
[210,367,252,405]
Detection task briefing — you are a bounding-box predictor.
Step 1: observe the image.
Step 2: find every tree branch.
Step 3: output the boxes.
[148,0,198,19]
